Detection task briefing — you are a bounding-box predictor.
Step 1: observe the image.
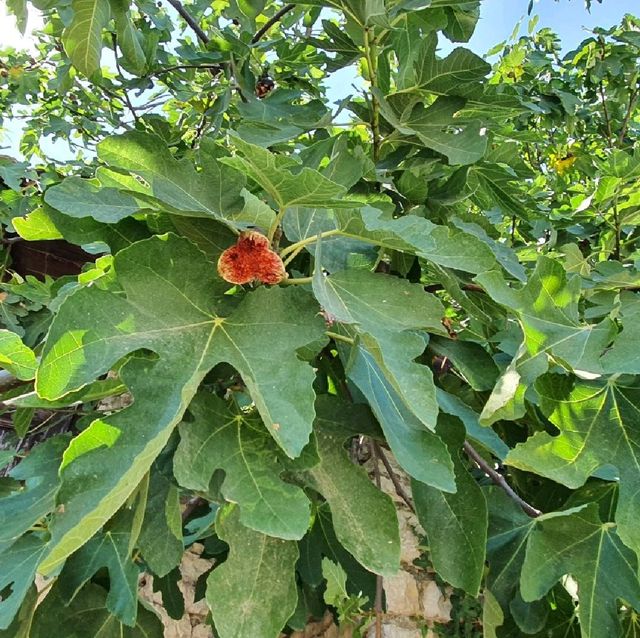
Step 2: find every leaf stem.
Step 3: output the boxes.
[282,245,304,267]
[279,228,342,258]
[281,276,313,285]
[462,441,542,518]
[326,331,355,345]
[613,202,621,261]
[268,208,287,244]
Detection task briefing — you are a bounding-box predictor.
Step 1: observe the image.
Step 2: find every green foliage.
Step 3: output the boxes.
[1,2,640,638]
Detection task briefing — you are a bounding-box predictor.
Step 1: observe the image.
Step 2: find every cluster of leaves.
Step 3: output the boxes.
[1,1,640,637]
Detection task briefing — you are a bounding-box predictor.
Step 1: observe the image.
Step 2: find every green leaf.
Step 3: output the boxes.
[521,504,640,638]
[443,3,479,42]
[152,569,184,620]
[35,235,325,573]
[12,407,34,438]
[412,415,487,596]
[0,436,67,554]
[340,0,388,26]
[308,20,360,71]
[482,589,504,638]
[335,207,498,273]
[507,374,640,561]
[221,135,351,209]
[236,91,330,146]
[62,0,111,76]
[0,451,14,471]
[0,584,37,638]
[174,392,311,540]
[110,0,146,75]
[298,502,377,602]
[313,266,444,431]
[137,470,183,578]
[0,329,36,380]
[410,33,490,94]
[404,97,488,165]
[303,397,400,576]
[429,335,499,391]
[44,177,141,223]
[169,217,237,263]
[0,536,48,630]
[601,294,640,373]
[31,582,163,638]
[378,95,487,165]
[468,163,526,218]
[207,505,298,638]
[283,208,377,271]
[322,558,349,606]
[436,389,509,459]
[96,132,258,225]
[344,341,455,491]
[450,216,526,282]
[13,205,150,253]
[477,258,616,425]
[57,505,141,626]
[485,489,537,632]
[6,0,27,34]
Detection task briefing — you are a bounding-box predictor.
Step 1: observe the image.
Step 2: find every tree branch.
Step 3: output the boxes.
[111,34,139,124]
[372,441,415,513]
[166,0,210,44]
[251,4,296,44]
[463,441,542,518]
[150,63,223,76]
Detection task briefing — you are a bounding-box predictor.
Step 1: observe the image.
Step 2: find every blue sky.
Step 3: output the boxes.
[472,0,639,53]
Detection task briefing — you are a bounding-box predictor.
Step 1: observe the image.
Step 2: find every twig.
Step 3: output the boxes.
[599,81,614,148]
[251,4,296,43]
[150,63,223,76]
[373,441,415,513]
[597,39,614,148]
[619,85,639,146]
[463,441,541,518]
[111,34,139,124]
[423,283,485,294]
[191,95,212,148]
[370,441,384,638]
[1,236,23,245]
[613,202,621,260]
[166,0,210,44]
[363,27,381,162]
